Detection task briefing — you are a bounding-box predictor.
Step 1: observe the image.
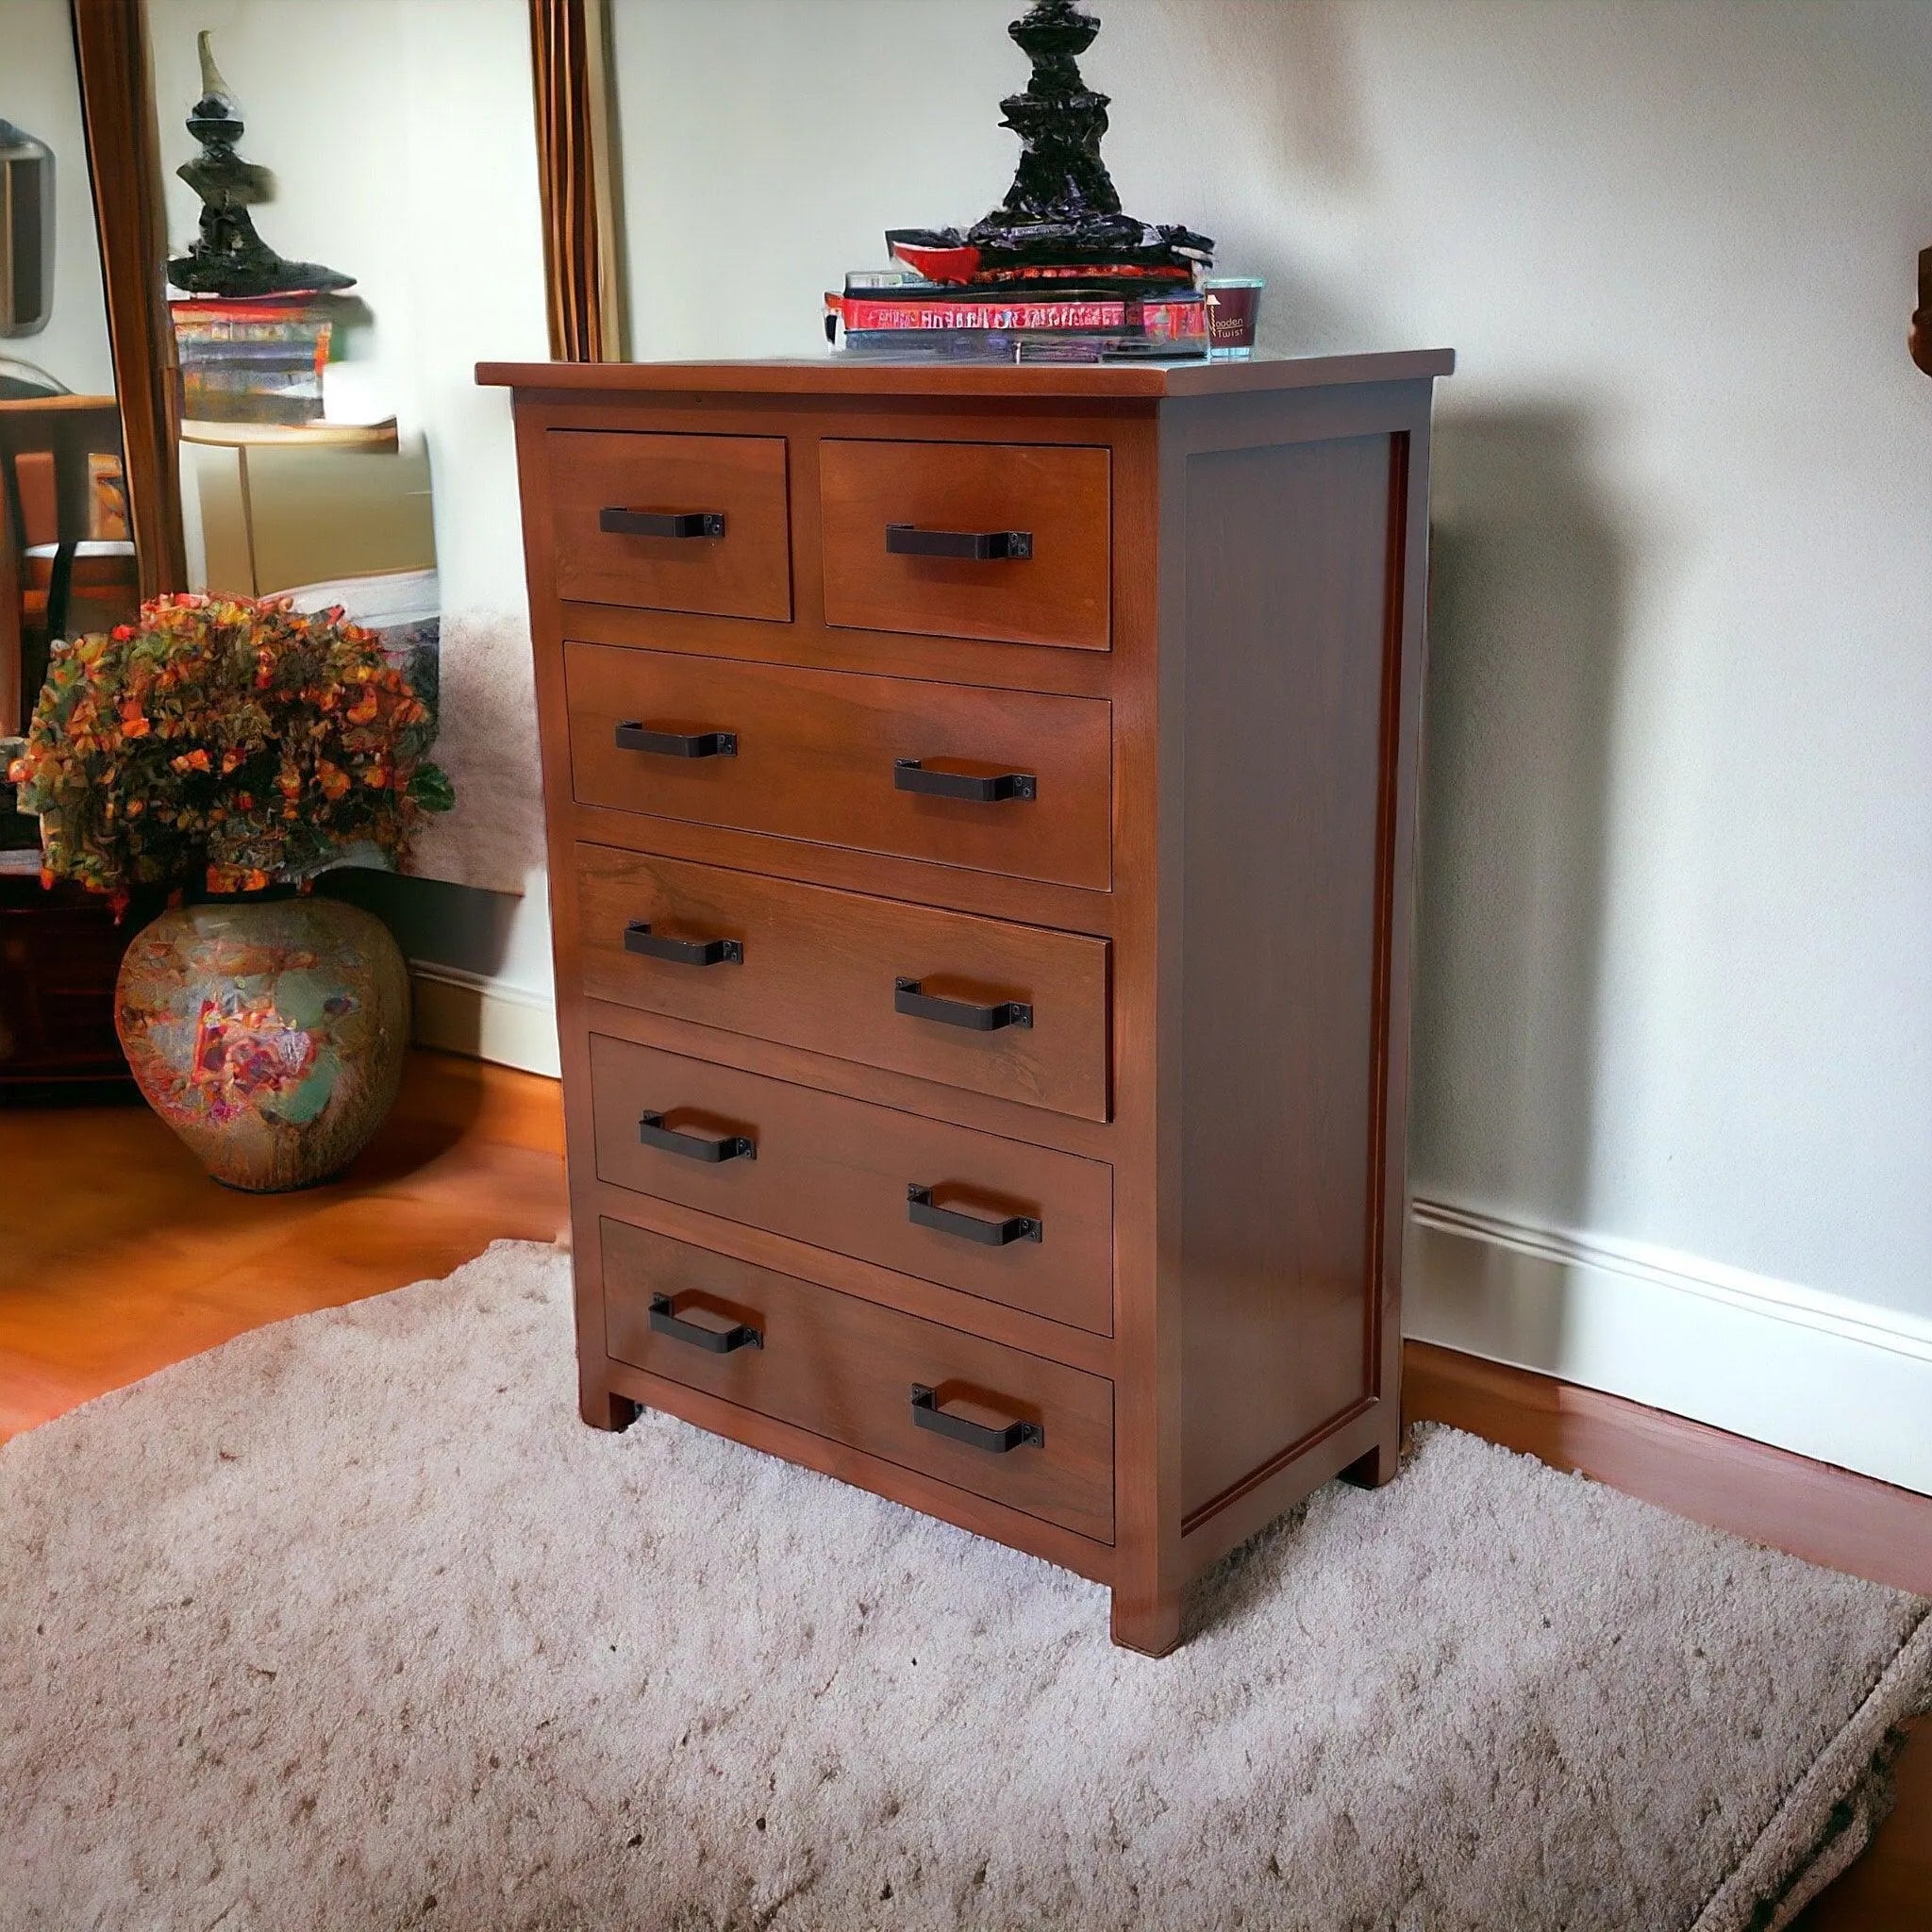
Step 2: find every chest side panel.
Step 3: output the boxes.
[1174,425,1409,1523]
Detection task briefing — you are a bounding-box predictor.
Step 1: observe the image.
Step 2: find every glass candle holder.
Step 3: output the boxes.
[1205,276,1264,359]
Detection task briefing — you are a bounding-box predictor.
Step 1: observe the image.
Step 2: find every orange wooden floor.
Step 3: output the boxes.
[0,1050,567,1441]
[0,1052,1918,1920]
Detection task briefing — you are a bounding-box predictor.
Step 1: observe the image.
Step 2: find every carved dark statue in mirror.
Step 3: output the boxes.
[166,34,354,298]
[887,0,1211,290]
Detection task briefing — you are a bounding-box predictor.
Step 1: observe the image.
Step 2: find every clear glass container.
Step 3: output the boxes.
[1205,276,1264,359]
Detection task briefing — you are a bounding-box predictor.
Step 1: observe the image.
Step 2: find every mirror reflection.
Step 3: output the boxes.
[151,9,440,713]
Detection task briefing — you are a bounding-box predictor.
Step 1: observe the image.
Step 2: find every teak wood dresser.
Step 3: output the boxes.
[481,353,1452,1654]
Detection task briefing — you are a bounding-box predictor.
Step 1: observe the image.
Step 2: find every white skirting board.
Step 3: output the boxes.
[1407,1198,1932,1498]
[408,964,561,1079]
[410,973,1930,1498]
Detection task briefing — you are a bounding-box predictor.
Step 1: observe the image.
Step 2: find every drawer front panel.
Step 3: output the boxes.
[590,1034,1113,1335]
[546,430,791,620]
[820,440,1110,651]
[602,1220,1114,1541]
[575,845,1110,1122]
[565,641,1111,891]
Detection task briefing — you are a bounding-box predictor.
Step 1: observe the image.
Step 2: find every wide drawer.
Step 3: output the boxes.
[565,641,1111,891]
[545,429,791,620]
[819,440,1110,651]
[590,1034,1113,1335]
[602,1219,1114,1542]
[574,845,1110,1122]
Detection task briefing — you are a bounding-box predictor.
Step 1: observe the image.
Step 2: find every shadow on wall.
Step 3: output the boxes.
[1130,0,1389,355]
[321,866,525,988]
[1165,0,1377,193]
[1410,407,1629,1361]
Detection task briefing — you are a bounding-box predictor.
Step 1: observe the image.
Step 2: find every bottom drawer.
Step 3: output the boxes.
[601,1219,1114,1543]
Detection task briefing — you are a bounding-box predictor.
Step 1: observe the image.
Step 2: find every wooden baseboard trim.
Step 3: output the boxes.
[1407,1197,1932,1494]
[409,965,561,1077]
[1403,1338,1932,1600]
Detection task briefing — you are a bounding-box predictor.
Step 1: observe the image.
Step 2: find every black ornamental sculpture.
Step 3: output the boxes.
[887,0,1211,290]
[167,33,354,299]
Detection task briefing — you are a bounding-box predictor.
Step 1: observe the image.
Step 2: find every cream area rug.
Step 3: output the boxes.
[4,1244,1927,1932]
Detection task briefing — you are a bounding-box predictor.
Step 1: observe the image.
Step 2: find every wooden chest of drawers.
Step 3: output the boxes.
[481,353,1451,1654]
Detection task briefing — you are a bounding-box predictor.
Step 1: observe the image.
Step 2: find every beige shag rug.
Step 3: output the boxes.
[3,1242,1926,1932]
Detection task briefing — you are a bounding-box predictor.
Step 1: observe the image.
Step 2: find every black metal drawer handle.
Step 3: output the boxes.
[624,921,743,968]
[904,1182,1042,1243]
[614,723,738,758]
[886,524,1032,562]
[910,1384,1043,1453]
[649,1293,762,1353]
[893,978,1033,1032]
[907,1184,1041,1246]
[637,1111,757,1163]
[894,758,1037,803]
[600,508,725,540]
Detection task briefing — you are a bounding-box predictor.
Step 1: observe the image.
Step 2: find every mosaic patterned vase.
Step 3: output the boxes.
[114,894,409,1191]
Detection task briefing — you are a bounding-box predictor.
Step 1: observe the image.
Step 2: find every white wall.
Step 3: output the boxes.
[608,0,1932,1488]
[3,0,114,394]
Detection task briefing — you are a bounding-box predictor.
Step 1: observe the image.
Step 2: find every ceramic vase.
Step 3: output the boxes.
[114,894,409,1191]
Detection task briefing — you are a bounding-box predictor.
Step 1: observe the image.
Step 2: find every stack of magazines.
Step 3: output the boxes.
[825,270,1208,364]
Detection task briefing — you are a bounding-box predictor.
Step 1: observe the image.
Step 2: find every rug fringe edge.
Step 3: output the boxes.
[1690,1606,1932,1932]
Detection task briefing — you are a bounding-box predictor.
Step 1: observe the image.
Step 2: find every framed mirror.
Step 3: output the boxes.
[4,0,620,1097]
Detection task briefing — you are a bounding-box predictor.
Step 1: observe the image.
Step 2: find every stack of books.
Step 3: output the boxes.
[825,271,1208,364]
[170,295,341,425]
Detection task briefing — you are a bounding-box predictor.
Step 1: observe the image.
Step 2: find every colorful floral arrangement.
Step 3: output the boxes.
[7,592,453,907]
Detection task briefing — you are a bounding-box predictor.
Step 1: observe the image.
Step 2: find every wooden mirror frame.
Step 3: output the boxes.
[69,0,186,598]
[57,0,618,623]
[529,0,624,362]
[1914,246,1931,379]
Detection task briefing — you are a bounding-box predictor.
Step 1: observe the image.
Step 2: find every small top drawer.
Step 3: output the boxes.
[546,429,791,621]
[819,440,1109,651]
